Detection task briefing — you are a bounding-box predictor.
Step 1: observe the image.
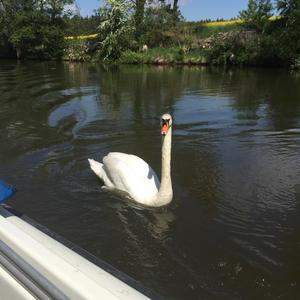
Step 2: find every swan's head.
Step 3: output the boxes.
[161,113,172,136]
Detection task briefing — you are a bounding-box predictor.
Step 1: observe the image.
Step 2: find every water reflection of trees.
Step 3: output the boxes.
[61,63,300,133]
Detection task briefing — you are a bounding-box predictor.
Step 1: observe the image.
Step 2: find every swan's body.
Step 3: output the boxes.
[88,114,173,207]
[88,153,161,205]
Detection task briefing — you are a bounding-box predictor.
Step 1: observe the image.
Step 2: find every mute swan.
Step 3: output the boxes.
[88,113,173,207]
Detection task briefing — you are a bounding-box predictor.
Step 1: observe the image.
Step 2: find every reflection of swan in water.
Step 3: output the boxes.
[89,114,173,207]
[48,90,101,136]
[109,198,176,241]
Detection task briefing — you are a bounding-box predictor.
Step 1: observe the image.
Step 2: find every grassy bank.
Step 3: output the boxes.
[118,48,209,65]
[185,19,242,39]
[63,19,241,65]
[62,17,298,69]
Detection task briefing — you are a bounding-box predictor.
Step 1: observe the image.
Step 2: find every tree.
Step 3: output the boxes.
[0,0,74,59]
[173,0,178,12]
[277,0,300,28]
[276,0,300,62]
[46,0,73,21]
[239,0,273,32]
[133,0,146,39]
[142,1,181,47]
[97,0,135,60]
[277,0,300,15]
[172,0,179,21]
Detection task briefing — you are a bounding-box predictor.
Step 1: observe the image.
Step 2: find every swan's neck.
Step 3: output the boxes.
[155,127,173,206]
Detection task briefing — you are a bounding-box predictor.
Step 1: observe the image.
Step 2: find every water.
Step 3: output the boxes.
[1,61,300,299]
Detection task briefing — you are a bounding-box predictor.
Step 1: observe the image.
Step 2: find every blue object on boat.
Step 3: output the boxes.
[0,180,16,204]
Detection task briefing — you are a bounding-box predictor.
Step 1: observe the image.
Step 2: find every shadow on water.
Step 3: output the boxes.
[1,61,300,299]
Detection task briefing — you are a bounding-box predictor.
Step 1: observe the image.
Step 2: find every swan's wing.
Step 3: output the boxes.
[102,152,160,204]
[104,152,159,182]
[88,159,114,187]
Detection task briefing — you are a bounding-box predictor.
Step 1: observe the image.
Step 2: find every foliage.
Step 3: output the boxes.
[97,0,135,61]
[64,15,102,36]
[119,50,145,63]
[291,55,300,70]
[63,40,91,61]
[276,0,300,63]
[239,0,273,32]
[119,47,208,65]
[203,29,285,66]
[134,0,146,40]
[0,0,73,59]
[276,0,300,35]
[277,0,300,16]
[142,3,184,47]
[191,22,242,39]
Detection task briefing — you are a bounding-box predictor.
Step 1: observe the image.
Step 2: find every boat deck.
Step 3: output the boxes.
[0,206,163,300]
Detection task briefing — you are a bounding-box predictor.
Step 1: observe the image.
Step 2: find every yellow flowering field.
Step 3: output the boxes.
[64,34,98,40]
[202,19,242,27]
[202,16,280,27]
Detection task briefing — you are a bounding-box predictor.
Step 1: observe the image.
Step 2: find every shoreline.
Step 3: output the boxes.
[0,56,289,69]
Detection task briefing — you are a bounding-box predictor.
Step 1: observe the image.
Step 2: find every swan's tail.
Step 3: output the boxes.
[88,159,113,187]
[88,159,104,177]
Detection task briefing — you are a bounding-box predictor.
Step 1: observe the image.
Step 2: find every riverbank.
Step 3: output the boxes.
[62,16,300,69]
[2,17,299,70]
[116,30,258,66]
[118,48,209,65]
[63,27,290,68]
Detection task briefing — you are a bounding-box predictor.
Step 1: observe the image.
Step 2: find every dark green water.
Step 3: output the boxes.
[1,61,300,299]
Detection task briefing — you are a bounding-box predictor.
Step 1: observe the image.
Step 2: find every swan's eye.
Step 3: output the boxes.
[161,118,170,125]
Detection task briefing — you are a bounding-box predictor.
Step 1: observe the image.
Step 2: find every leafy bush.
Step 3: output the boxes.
[97,0,135,61]
[119,50,144,64]
[291,56,300,71]
[118,47,208,65]
[63,41,91,61]
[1,0,72,60]
[142,4,184,47]
[239,0,273,33]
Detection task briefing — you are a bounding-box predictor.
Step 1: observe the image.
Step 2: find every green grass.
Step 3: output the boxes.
[118,47,209,65]
[186,22,242,39]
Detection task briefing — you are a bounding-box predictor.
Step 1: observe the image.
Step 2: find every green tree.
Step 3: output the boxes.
[142,1,181,47]
[239,0,273,32]
[97,0,135,61]
[277,0,300,15]
[173,0,179,12]
[172,0,180,21]
[133,0,146,40]
[277,0,300,28]
[0,0,73,59]
[276,0,300,63]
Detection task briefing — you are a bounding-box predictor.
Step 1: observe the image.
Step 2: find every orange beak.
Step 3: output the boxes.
[161,123,169,135]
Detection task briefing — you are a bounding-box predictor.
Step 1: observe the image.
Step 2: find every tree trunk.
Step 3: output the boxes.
[173,0,179,12]
[172,0,179,22]
[16,48,21,60]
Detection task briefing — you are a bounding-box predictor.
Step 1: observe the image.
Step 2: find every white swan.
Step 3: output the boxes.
[88,113,173,207]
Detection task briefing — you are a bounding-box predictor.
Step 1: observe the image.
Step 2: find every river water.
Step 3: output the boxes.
[1,61,300,299]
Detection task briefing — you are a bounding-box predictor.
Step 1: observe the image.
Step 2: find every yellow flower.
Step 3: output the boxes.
[202,16,280,27]
[64,34,98,40]
[202,20,242,27]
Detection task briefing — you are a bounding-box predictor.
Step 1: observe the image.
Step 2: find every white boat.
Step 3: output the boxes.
[0,205,162,300]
